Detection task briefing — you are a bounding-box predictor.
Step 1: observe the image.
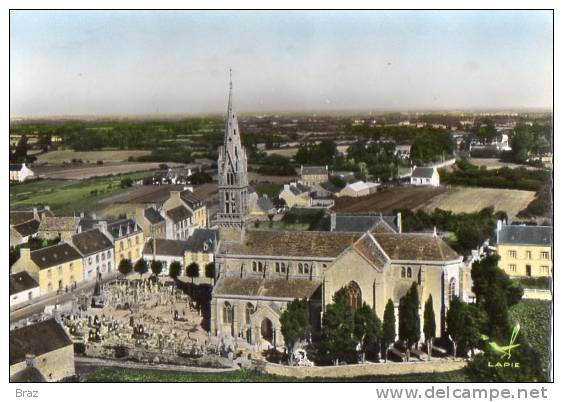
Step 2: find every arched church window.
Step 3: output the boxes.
[407,267,412,278]
[275,262,280,272]
[298,263,303,274]
[223,302,233,324]
[304,263,309,274]
[401,267,406,278]
[258,262,263,272]
[346,281,362,311]
[252,261,257,272]
[448,277,457,301]
[281,262,286,273]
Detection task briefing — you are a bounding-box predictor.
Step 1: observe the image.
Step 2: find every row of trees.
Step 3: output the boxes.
[117,258,215,282]
[280,284,438,365]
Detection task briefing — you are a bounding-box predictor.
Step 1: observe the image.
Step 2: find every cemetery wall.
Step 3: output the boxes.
[253,359,466,379]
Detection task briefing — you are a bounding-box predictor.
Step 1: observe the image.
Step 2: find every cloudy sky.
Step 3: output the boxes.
[10,10,553,117]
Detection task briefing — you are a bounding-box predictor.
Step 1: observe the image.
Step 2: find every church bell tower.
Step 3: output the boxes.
[216,70,249,229]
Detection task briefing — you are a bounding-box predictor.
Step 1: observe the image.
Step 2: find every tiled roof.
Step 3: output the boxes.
[219,230,361,259]
[144,207,164,224]
[185,228,217,253]
[9,272,39,295]
[352,233,388,268]
[107,219,141,239]
[412,167,436,179]
[10,319,73,366]
[180,189,203,210]
[38,216,80,232]
[301,166,328,175]
[332,213,398,233]
[498,225,552,246]
[143,238,190,257]
[166,205,192,223]
[214,277,321,300]
[30,243,82,269]
[72,229,113,256]
[12,219,40,237]
[371,233,460,262]
[10,208,53,226]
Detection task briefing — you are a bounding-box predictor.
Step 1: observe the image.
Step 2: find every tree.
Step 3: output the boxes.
[471,255,522,339]
[186,262,200,284]
[150,260,163,277]
[353,303,382,362]
[423,295,436,360]
[279,298,310,364]
[134,258,149,278]
[169,261,181,279]
[398,282,420,361]
[118,259,133,277]
[446,296,464,358]
[382,299,396,362]
[205,262,215,284]
[319,289,356,365]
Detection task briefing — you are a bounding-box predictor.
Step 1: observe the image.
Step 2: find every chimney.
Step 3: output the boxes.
[496,219,503,244]
[396,212,402,233]
[170,190,181,202]
[97,221,108,235]
[32,207,39,221]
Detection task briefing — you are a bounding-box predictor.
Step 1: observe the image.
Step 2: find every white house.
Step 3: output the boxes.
[142,238,189,276]
[71,228,115,281]
[9,163,34,182]
[410,167,440,187]
[10,272,40,308]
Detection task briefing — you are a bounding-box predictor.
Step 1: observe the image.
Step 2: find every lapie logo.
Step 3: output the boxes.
[484,323,521,368]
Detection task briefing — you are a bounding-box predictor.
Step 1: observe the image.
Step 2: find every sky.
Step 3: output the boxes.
[10,10,553,117]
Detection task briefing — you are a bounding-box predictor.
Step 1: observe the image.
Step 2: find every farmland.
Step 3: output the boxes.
[35,149,152,163]
[9,172,148,215]
[33,162,180,180]
[331,186,445,214]
[422,187,535,218]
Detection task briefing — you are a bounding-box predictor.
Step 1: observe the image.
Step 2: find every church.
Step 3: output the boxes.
[210,74,469,348]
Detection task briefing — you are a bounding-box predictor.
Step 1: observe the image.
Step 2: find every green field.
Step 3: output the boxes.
[9,172,147,215]
[85,368,471,382]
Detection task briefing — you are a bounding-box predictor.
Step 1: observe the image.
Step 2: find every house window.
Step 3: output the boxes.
[541,251,550,259]
[245,303,254,325]
[509,250,517,258]
[526,251,532,260]
[509,264,517,273]
[541,265,550,275]
[448,278,457,301]
[58,266,62,274]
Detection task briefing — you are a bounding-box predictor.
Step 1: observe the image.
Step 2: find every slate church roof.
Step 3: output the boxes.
[371,233,459,262]
[214,277,321,300]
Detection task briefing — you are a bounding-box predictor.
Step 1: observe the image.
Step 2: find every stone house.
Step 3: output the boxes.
[496,222,552,277]
[279,182,312,208]
[11,243,84,295]
[298,165,329,186]
[142,238,190,276]
[10,319,74,382]
[134,207,166,239]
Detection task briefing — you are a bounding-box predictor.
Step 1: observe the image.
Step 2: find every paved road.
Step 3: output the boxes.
[75,356,239,376]
[10,273,120,323]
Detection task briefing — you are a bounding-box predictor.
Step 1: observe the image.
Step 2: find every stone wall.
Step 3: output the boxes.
[253,359,466,379]
[10,344,75,382]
